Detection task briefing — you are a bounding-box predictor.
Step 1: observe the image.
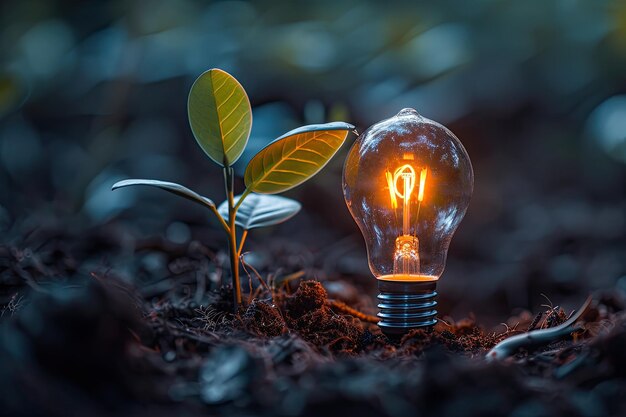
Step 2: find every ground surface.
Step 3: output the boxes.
[2,218,626,417]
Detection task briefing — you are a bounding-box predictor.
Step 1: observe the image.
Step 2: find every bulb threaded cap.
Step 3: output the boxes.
[377,279,437,338]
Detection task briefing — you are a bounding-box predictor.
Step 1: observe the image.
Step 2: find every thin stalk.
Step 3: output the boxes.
[237,229,248,257]
[224,167,242,309]
[234,187,251,212]
[208,204,230,233]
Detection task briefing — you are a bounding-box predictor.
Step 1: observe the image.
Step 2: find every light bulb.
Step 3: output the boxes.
[342,108,474,337]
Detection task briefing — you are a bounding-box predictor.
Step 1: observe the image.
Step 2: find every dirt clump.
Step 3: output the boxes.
[243,299,287,337]
[286,280,367,353]
[399,318,496,356]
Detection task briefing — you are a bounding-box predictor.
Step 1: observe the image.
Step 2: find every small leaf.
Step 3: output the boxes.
[112,179,215,209]
[244,122,354,194]
[188,69,252,167]
[218,193,301,230]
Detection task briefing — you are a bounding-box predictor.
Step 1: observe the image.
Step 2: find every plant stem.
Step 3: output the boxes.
[234,187,251,212]
[208,204,230,233]
[237,229,248,257]
[224,167,242,309]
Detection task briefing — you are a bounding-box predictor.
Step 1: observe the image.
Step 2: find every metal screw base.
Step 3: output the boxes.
[377,279,438,339]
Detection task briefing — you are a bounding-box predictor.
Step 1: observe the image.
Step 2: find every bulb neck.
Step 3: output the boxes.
[377,279,437,339]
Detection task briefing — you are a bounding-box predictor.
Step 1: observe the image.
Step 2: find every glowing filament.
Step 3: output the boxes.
[384,164,428,275]
[386,164,428,212]
[392,164,416,200]
[385,171,398,209]
[418,168,427,202]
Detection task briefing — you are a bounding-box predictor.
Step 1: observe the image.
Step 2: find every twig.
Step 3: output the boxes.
[486,296,593,362]
[240,253,270,292]
[527,311,543,331]
[0,293,24,318]
[327,299,379,323]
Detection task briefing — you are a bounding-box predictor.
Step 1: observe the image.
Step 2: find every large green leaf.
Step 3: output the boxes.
[112,179,215,209]
[244,122,354,194]
[218,193,301,230]
[188,69,252,167]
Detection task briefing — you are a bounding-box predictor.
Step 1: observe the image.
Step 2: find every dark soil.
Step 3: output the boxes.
[2,223,626,417]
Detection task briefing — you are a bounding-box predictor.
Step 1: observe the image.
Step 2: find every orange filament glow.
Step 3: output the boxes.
[384,163,429,274]
[387,164,428,208]
[385,171,398,209]
[418,168,427,202]
[392,164,416,200]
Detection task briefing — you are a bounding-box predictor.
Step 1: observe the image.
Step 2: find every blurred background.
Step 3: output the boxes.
[1,0,626,326]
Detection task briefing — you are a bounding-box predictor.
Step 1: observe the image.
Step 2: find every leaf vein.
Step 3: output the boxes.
[285,157,320,166]
[213,77,228,94]
[222,111,248,138]
[296,147,326,158]
[217,88,238,111]
[224,127,247,154]
[269,169,309,177]
[262,180,292,186]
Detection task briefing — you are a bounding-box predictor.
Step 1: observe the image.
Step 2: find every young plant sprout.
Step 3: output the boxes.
[113,69,354,309]
[342,108,473,338]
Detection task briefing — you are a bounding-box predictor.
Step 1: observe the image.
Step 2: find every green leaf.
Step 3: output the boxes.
[218,193,301,230]
[244,122,354,194]
[188,69,252,167]
[112,179,215,209]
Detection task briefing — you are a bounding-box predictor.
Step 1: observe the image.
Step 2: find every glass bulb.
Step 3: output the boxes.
[342,108,473,336]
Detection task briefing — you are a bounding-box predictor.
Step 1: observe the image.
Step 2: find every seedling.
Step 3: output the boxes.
[112,69,354,309]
